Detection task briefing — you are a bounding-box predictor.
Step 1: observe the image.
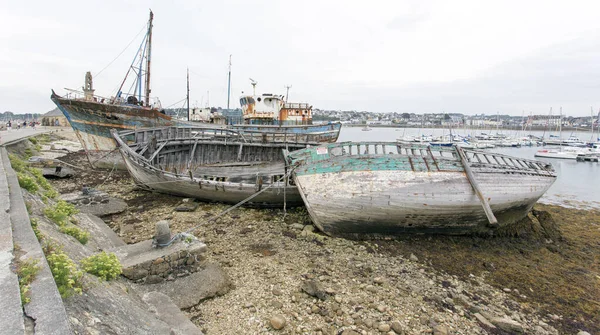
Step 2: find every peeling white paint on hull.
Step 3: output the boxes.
[294,170,554,236]
[286,142,557,237]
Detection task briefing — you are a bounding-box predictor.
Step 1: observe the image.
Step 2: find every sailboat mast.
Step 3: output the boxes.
[187,68,190,121]
[227,55,232,110]
[144,10,154,107]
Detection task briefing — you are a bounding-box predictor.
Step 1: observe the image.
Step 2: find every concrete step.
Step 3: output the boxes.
[0,147,26,334]
[2,147,71,334]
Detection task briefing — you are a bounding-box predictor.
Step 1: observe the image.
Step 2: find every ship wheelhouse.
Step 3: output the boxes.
[239,93,313,125]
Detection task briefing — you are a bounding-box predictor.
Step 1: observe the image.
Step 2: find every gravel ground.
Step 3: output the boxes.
[43,131,598,335]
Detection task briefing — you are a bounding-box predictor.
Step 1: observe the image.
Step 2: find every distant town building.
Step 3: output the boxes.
[41,108,69,127]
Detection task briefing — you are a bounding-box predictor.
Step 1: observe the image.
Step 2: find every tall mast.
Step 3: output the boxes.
[227,55,232,110]
[144,10,154,107]
[590,106,594,142]
[187,67,190,121]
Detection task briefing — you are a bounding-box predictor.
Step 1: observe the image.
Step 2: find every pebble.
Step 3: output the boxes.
[373,277,385,284]
[378,323,391,332]
[290,223,304,230]
[433,325,449,335]
[391,321,403,334]
[270,315,286,330]
[410,254,419,262]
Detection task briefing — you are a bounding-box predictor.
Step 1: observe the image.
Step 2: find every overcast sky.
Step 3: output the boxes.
[2,0,600,117]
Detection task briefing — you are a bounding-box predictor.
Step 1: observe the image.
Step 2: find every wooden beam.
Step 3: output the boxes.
[187,139,199,171]
[148,140,169,163]
[455,146,498,226]
[237,143,244,161]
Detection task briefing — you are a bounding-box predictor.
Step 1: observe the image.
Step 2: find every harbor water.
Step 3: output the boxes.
[338,126,600,210]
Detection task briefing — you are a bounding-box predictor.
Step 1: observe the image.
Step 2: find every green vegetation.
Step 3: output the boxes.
[8,153,27,172]
[30,217,43,240]
[28,138,42,152]
[36,134,51,144]
[80,252,122,281]
[17,172,38,193]
[23,147,34,159]
[11,149,89,245]
[59,226,90,244]
[16,258,40,305]
[30,168,53,193]
[44,200,88,244]
[43,200,78,226]
[9,153,57,199]
[43,243,83,298]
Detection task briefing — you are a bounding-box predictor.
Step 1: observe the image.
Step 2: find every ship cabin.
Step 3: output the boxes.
[240,93,312,125]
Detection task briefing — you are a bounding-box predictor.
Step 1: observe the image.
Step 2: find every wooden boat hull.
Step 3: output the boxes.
[287,142,557,237]
[121,152,303,207]
[113,127,306,207]
[51,93,191,168]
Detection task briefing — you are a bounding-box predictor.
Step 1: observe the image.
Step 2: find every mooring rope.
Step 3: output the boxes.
[153,166,296,247]
[88,147,120,168]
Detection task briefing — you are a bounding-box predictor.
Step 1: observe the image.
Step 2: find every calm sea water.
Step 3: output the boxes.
[337,126,600,209]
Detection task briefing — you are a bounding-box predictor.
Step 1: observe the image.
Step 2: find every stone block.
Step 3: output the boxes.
[110,239,207,281]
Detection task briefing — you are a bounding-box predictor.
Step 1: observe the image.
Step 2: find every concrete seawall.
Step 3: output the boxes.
[0,130,72,335]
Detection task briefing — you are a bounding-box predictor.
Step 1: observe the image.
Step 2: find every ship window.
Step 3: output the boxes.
[240,98,245,105]
[248,97,255,104]
[257,97,261,102]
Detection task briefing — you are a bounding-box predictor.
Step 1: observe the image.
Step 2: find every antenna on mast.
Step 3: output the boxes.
[249,78,257,95]
[227,55,232,110]
[284,85,292,102]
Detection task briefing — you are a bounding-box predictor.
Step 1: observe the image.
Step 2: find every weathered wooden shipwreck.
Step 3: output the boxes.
[52,11,341,169]
[112,126,310,207]
[285,142,557,237]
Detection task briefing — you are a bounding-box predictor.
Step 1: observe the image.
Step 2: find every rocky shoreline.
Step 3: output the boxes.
[30,132,600,334]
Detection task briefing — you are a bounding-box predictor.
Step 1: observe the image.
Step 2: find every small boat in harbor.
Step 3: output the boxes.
[362,126,372,131]
[534,147,582,160]
[286,142,556,237]
[112,126,308,207]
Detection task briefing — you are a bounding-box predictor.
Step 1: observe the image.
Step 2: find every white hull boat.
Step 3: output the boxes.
[286,142,557,237]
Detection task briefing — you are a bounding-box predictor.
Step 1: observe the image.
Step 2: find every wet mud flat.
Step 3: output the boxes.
[49,143,599,334]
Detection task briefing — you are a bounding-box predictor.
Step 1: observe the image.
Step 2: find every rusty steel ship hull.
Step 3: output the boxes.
[52,92,342,168]
[51,92,194,168]
[231,122,342,143]
[286,142,557,238]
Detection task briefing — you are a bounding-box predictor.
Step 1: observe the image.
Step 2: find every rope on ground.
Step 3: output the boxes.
[88,147,120,168]
[97,162,117,188]
[185,166,296,235]
[152,167,296,248]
